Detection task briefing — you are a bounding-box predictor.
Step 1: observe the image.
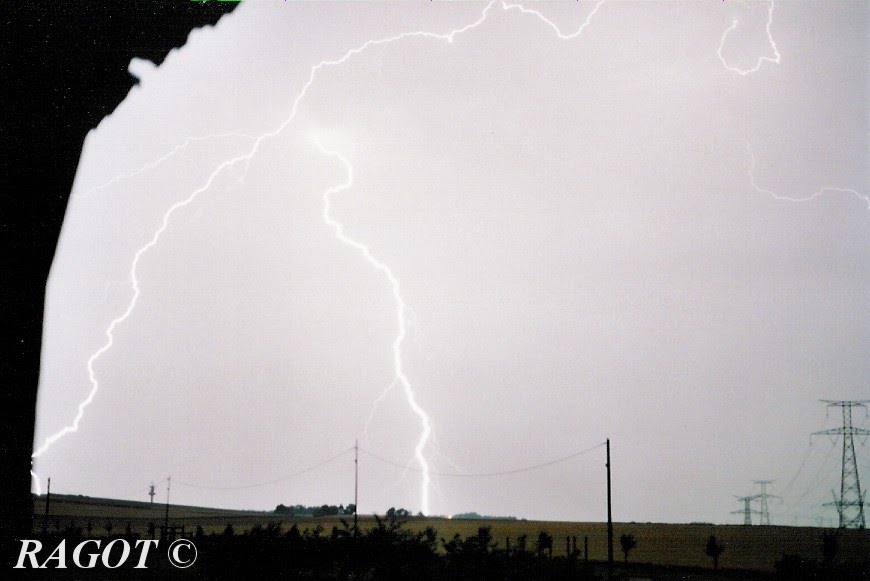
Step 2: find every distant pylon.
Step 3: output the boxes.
[148,483,156,504]
[813,400,869,529]
[752,480,780,525]
[732,495,761,525]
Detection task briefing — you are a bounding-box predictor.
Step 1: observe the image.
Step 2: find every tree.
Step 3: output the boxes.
[536,531,553,558]
[274,504,293,515]
[474,526,493,554]
[705,535,725,570]
[516,534,528,552]
[619,533,637,563]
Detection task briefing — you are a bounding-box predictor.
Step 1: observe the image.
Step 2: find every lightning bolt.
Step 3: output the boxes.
[30,470,41,496]
[314,140,434,514]
[717,0,781,76]
[362,378,398,437]
[41,0,831,516]
[76,0,609,204]
[72,131,257,201]
[501,0,608,39]
[717,3,865,211]
[31,157,247,460]
[31,0,502,505]
[746,140,869,210]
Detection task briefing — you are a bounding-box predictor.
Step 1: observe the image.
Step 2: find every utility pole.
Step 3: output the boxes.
[752,480,780,525]
[606,438,613,579]
[163,477,171,539]
[813,400,869,529]
[354,439,359,535]
[148,483,155,504]
[42,477,51,535]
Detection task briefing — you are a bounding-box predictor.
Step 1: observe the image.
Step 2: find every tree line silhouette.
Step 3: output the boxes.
[274,503,356,517]
[197,514,596,580]
[26,515,870,580]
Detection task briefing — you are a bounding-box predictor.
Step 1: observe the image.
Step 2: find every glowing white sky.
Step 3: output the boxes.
[34,1,868,526]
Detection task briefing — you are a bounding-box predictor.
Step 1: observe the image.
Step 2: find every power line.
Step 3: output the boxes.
[738,441,829,527]
[174,447,355,490]
[359,442,606,478]
[774,433,870,524]
[170,441,605,492]
[776,443,817,500]
[778,438,839,518]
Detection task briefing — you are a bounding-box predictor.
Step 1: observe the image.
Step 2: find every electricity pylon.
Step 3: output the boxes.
[752,480,780,525]
[813,400,869,529]
[732,495,761,525]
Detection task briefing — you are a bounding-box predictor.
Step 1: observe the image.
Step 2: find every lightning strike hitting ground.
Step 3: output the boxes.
[31,155,248,460]
[746,141,870,210]
[30,471,41,496]
[314,139,434,515]
[717,0,781,76]
[35,0,862,514]
[31,0,500,507]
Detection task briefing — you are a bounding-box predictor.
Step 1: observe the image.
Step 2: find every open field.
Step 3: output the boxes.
[33,494,870,573]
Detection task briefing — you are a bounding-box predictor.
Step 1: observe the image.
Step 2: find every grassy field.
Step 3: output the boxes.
[33,494,870,573]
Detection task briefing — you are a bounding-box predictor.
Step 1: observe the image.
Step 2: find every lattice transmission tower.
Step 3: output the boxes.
[812,400,869,529]
[732,495,761,525]
[752,480,780,525]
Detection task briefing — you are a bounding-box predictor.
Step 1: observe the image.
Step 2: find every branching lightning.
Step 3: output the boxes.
[31,0,622,509]
[314,140,434,514]
[501,0,608,40]
[73,132,257,201]
[717,0,781,76]
[746,140,869,210]
[31,153,251,460]
[36,0,860,519]
[31,0,503,509]
[362,378,398,437]
[718,3,866,210]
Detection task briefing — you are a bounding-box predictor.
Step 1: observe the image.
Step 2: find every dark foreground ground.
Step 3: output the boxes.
[14,494,870,580]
